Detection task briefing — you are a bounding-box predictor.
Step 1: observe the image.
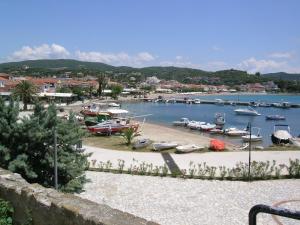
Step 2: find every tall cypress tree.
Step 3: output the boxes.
[0,99,90,193]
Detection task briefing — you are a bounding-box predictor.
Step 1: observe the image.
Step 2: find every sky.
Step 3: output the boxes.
[0,0,300,73]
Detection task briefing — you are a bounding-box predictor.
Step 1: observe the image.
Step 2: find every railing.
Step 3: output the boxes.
[249,204,300,225]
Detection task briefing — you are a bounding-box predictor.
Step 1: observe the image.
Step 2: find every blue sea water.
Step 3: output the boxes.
[122,94,300,146]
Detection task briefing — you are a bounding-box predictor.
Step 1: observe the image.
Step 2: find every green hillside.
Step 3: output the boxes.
[262,72,300,81]
[0,59,275,85]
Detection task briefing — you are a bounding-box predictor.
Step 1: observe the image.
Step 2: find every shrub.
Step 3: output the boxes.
[0,199,13,225]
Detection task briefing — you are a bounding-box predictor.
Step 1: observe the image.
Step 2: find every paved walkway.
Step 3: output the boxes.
[80,172,300,225]
[84,145,300,171]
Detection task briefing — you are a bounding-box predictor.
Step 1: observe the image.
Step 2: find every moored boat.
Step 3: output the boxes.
[200,123,216,131]
[187,121,205,130]
[175,144,204,153]
[241,127,262,142]
[265,115,286,120]
[214,113,225,125]
[209,128,224,134]
[194,99,201,104]
[271,124,292,144]
[234,107,261,116]
[173,118,189,126]
[225,127,249,136]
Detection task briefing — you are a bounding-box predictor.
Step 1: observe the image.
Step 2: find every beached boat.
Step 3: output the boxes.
[225,127,249,136]
[187,121,205,130]
[84,113,111,126]
[200,123,216,131]
[173,118,189,126]
[265,115,286,120]
[271,124,292,144]
[290,137,300,147]
[175,144,204,153]
[209,128,224,134]
[133,139,151,149]
[87,121,139,134]
[214,113,225,125]
[234,107,261,116]
[241,127,262,142]
[152,142,178,151]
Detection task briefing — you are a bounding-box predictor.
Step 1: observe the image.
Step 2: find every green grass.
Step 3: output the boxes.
[83,135,211,153]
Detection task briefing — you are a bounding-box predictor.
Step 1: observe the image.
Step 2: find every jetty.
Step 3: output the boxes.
[141,98,300,108]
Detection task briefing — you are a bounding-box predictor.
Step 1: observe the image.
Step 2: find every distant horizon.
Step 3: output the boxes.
[1,58,298,75]
[1,1,299,73]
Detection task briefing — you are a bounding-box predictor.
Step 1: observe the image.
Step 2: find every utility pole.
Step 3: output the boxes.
[54,128,58,190]
[248,122,252,182]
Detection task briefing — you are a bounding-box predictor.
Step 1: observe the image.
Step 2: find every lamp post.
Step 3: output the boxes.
[248,122,252,182]
[53,128,58,190]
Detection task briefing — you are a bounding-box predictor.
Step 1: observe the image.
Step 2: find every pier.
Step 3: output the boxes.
[141,98,300,108]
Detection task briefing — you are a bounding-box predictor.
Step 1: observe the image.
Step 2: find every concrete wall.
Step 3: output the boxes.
[0,168,159,225]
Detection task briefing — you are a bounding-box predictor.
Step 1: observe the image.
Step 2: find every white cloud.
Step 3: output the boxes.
[75,50,155,66]
[175,56,183,60]
[8,44,70,61]
[238,57,287,73]
[269,52,293,59]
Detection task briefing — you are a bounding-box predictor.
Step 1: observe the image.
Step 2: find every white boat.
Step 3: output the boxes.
[187,121,206,130]
[234,107,261,116]
[133,139,151,149]
[271,124,292,144]
[215,98,225,105]
[152,142,178,151]
[200,123,216,131]
[175,144,204,153]
[290,138,300,147]
[225,127,249,136]
[108,102,120,107]
[194,99,201,104]
[241,127,262,142]
[214,113,225,125]
[273,102,291,109]
[209,128,224,134]
[172,118,189,126]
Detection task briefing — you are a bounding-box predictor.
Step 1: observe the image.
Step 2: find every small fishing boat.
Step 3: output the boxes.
[152,142,178,151]
[271,124,292,144]
[265,115,286,120]
[173,118,189,126]
[200,123,216,131]
[259,102,271,107]
[209,128,224,134]
[84,113,111,126]
[108,102,120,107]
[273,102,291,109]
[133,139,151,149]
[235,143,249,150]
[187,121,205,130]
[214,113,225,125]
[194,99,201,104]
[249,101,259,107]
[290,138,300,147]
[241,127,262,142]
[234,107,261,116]
[88,122,139,134]
[215,99,225,105]
[225,127,249,136]
[175,144,204,153]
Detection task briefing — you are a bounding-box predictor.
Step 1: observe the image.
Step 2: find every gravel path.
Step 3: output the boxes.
[80,172,300,225]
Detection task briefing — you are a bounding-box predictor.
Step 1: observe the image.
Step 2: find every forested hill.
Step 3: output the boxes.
[262,72,300,81]
[0,59,298,84]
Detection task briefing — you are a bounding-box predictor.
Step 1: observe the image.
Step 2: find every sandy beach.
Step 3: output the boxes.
[139,122,213,147]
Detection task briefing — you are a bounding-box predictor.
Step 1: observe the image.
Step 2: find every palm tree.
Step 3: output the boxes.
[13,80,37,110]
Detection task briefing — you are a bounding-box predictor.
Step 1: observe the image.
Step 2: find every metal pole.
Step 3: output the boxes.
[248,122,252,182]
[54,128,58,190]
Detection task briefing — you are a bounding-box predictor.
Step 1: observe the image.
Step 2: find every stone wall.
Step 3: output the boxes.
[0,168,159,225]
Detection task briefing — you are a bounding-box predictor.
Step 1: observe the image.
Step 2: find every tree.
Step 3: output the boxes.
[13,80,37,111]
[111,84,123,99]
[121,127,140,145]
[0,99,90,193]
[97,73,108,97]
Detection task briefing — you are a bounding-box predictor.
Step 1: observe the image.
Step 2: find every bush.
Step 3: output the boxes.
[0,199,13,225]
